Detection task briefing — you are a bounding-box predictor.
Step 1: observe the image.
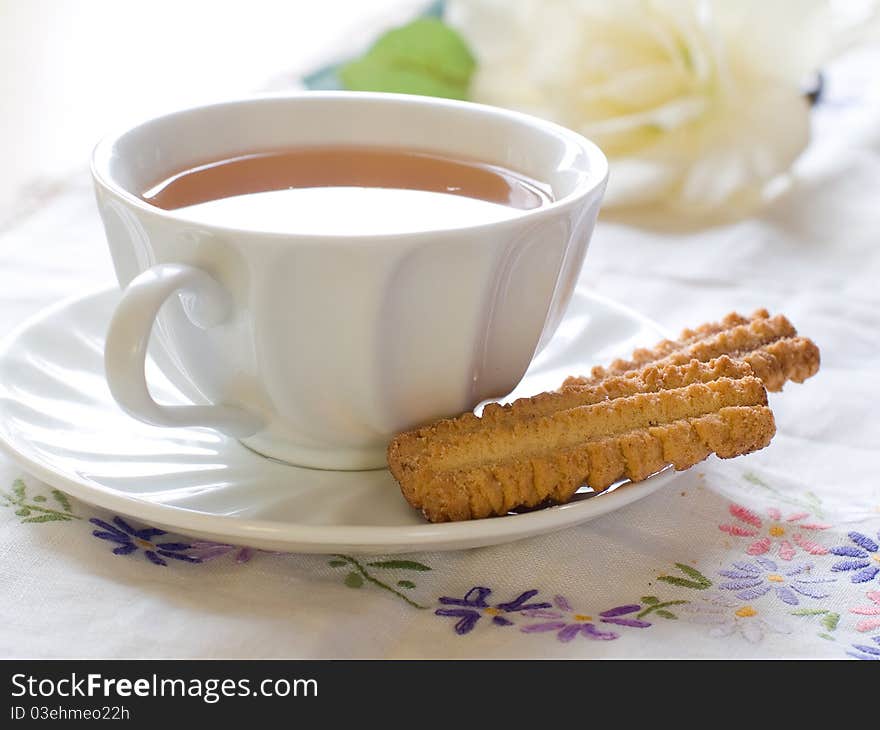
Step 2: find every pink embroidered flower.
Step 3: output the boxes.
[719,503,829,560]
[850,590,880,633]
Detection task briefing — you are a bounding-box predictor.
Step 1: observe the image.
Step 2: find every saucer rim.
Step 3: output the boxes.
[0,286,675,553]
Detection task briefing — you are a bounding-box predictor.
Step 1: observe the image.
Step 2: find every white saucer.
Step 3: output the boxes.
[0,287,674,554]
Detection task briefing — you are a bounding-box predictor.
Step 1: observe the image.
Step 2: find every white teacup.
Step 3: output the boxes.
[92,92,607,469]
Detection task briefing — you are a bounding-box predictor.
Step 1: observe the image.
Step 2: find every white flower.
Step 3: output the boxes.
[680,592,792,644]
[447,0,879,213]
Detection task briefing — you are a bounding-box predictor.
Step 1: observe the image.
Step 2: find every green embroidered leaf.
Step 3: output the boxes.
[15,508,30,517]
[675,563,711,584]
[822,612,840,631]
[12,479,25,500]
[344,571,364,589]
[655,610,678,620]
[656,577,699,588]
[638,598,688,618]
[33,495,46,503]
[805,492,822,509]
[397,580,416,589]
[657,563,712,590]
[51,489,73,513]
[22,513,71,523]
[367,560,431,572]
[790,608,827,616]
[328,559,347,568]
[818,632,834,641]
[641,596,659,605]
[339,18,476,100]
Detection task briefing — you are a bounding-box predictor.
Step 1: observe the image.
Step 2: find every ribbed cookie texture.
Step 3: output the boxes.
[388,357,774,523]
[562,309,819,392]
[388,310,821,523]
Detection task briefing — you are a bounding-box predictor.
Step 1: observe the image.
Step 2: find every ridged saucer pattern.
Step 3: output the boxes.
[0,287,674,553]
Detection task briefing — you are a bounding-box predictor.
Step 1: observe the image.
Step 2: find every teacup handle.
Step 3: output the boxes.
[104,263,265,437]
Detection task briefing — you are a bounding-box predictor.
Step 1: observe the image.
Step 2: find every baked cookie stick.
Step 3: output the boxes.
[562,309,820,392]
[388,359,775,522]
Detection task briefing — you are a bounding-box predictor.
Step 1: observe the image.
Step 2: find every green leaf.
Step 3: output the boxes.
[657,563,711,590]
[743,472,767,487]
[339,18,475,100]
[328,559,347,568]
[344,571,364,589]
[674,563,712,585]
[790,608,827,616]
[51,489,73,513]
[12,479,25,500]
[367,560,431,572]
[15,508,30,517]
[805,492,822,509]
[818,633,834,641]
[22,513,70,523]
[33,495,46,503]
[397,580,416,589]
[655,610,678,620]
[656,577,702,589]
[641,596,659,605]
[822,612,840,631]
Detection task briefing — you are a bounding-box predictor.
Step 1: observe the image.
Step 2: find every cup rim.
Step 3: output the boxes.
[91,90,609,241]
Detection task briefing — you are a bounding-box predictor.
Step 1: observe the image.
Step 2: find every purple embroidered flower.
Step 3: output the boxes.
[848,635,880,661]
[520,595,650,642]
[830,531,880,584]
[523,621,619,641]
[435,587,551,635]
[717,557,833,605]
[190,542,258,563]
[90,517,200,566]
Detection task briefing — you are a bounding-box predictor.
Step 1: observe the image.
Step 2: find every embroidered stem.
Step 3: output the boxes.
[790,608,840,632]
[636,599,688,619]
[742,472,825,518]
[5,500,80,520]
[332,554,428,609]
[0,480,79,522]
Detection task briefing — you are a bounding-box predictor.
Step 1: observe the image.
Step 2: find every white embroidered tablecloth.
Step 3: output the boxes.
[1,4,878,659]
